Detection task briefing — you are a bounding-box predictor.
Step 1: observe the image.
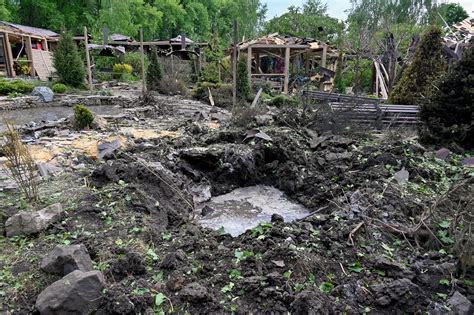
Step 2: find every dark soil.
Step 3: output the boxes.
[1,99,473,314]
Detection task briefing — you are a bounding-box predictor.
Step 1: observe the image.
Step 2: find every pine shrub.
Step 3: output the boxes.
[53,32,86,88]
[237,56,250,100]
[73,104,94,130]
[419,42,474,149]
[389,26,446,105]
[146,48,162,91]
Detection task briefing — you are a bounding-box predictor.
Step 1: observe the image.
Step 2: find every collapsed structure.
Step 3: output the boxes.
[0,21,58,80]
[231,33,338,94]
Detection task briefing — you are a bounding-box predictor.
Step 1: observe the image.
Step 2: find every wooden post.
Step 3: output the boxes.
[25,36,35,76]
[283,46,290,94]
[247,45,252,87]
[83,27,93,91]
[140,28,146,94]
[320,45,327,91]
[232,20,238,109]
[255,53,260,73]
[4,33,15,77]
[42,39,48,51]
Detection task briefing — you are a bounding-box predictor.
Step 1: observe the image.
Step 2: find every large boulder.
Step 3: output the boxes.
[32,86,54,102]
[36,270,105,315]
[41,244,94,276]
[5,203,63,237]
[448,291,472,315]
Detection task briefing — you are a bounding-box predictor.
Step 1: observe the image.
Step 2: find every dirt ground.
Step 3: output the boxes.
[0,92,473,314]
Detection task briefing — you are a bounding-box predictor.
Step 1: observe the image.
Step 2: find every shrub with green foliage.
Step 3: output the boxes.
[73,104,94,130]
[270,95,300,108]
[0,79,34,95]
[52,83,67,93]
[237,56,250,100]
[112,63,133,80]
[53,32,86,88]
[124,52,148,76]
[146,48,162,91]
[334,51,346,93]
[419,42,474,149]
[389,26,446,105]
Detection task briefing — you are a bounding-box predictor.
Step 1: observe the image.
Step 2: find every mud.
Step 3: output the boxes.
[1,92,473,314]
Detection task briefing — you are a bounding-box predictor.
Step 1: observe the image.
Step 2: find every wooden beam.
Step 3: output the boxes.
[140,28,146,94]
[232,20,238,108]
[320,45,327,91]
[247,46,252,87]
[42,38,48,51]
[255,53,260,73]
[83,27,93,90]
[242,44,308,49]
[283,46,290,94]
[251,88,263,108]
[25,36,35,76]
[4,33,15,77]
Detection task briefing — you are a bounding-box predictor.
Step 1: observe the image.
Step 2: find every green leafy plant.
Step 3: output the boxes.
[236,56,250,100]
[234,250,254,262]
[349,261,364,273]
[73,104,94,130]
[52,83,67,93]
[221,282,235,293]
[319,282,335,293]
[229,269,243,279]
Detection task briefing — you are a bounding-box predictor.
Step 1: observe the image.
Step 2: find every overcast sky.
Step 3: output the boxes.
[265,0,474,20]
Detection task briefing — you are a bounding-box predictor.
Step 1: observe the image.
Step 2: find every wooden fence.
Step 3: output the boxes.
[302,90,382,105]
[329,102,420,125]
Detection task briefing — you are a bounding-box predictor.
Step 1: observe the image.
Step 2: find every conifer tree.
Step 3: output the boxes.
[53,32,86,87]
[389,26,446,105]
[419,42,474,149]
[236,56,250,100]
[146,47,162,91]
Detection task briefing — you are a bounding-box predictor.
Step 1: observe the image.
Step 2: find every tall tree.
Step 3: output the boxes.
[437,3,469,26]
[419,42,473,149]
[53,32,86,87]
[389,26,446,105]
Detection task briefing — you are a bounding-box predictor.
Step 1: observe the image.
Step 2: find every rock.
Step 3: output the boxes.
[448,291,472,315]
[271,213,284,223]
[37,162,62,177]
[179,282,208,302]
[371,278,424,312]
[97,139,121,159]
[35,270,105,315]
[201,205,214,217]
[394,167,409,184]
[255,114,273,125]
[461,157,474,166]
[435,148,450,160]
[41,244,94,276]
[5,203,63,237]
[32,86,54,102]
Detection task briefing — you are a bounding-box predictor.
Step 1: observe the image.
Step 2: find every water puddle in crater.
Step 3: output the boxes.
[198,185,310,236]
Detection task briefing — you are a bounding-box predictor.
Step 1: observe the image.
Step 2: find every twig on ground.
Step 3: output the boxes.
[348,221,364,246]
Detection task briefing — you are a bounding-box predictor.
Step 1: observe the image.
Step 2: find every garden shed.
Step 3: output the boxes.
[0,21,59,80]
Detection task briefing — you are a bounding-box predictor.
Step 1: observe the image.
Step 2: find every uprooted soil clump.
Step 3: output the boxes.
[0,94,473,314]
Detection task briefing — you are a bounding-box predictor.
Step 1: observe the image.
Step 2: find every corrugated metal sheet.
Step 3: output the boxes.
[0,21,59,37]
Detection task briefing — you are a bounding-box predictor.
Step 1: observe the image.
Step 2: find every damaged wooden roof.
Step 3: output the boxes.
[453,17,474,35]
[237,33,337,54]
[0,21,59,39]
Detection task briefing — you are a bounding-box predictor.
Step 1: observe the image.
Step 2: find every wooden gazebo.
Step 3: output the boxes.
[0,21,59,80]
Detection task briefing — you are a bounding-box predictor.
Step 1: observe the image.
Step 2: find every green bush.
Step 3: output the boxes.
[419,42,474,149]
[124,52,148,76]
[0,79,34,95]
[53,32,86,88]
[112,63,133,80]
[52,83,67,93]
[146,47,162,91]
[73,104,94,130]
[389,26,446,105]
[269,95,300,108]
[192,81,233,108]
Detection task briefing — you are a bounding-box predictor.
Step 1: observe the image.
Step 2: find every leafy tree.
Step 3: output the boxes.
[236,56,249,100]
[334,50,345,93]
[0,0,10,20]
[146,47,162,91]
[389,26,446,105]
[419,42,474,149]
[437,3,469,26]
[53,32,85,87]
